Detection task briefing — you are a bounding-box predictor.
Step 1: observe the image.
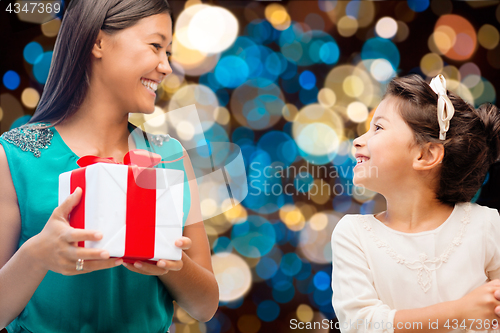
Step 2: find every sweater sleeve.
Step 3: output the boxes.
[331,215,397,333]
[484,207,500,281]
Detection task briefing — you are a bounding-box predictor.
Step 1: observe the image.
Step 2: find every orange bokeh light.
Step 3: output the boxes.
[435,14,477,61]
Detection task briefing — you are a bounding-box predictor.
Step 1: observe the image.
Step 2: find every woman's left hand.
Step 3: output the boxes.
[122,237,192,276]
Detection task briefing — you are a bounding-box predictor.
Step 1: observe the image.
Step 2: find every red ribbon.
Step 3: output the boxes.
[70,149,164,260]
[76,149,163,168]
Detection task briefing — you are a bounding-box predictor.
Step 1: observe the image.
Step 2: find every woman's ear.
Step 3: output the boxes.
[91,30,105,59]
[413,142,444,171]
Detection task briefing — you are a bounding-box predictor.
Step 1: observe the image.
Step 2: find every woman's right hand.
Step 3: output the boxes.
[454,279,500,330]
[29,187,122,275]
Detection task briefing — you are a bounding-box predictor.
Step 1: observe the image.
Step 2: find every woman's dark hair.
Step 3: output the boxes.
[384,74,500,206]
[28,0,172,127]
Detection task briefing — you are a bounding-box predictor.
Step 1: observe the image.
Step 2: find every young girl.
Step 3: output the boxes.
[0,0,218,332]
[331,74,500,333]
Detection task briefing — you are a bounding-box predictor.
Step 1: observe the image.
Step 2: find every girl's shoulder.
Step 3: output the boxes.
[469,202,500,225]
[332,213,367,240]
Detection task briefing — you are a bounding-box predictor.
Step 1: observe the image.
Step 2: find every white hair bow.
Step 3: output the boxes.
[429,74,455,140]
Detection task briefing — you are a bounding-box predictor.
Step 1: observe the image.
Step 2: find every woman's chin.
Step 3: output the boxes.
[137,105,156,115]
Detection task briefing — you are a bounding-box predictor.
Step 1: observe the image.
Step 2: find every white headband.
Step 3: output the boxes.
[429,74,455,140]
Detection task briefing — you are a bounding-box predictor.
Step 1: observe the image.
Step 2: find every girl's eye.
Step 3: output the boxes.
[374,124,382,131]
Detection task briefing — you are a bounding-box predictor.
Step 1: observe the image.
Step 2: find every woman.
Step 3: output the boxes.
[0,0,219,332]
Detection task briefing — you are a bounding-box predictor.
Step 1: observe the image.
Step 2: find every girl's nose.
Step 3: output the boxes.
[353,135,364,148]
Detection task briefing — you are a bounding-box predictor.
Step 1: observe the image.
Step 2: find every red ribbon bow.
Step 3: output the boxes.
[76,149,163,168]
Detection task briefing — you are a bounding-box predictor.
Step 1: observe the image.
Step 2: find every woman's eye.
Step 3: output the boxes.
[152,43,161,50]
[166,51,172,57]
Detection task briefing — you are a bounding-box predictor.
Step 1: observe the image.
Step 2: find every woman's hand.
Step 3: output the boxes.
[454,279,500,330]
[122,237,192,276]
[29,187,122,275]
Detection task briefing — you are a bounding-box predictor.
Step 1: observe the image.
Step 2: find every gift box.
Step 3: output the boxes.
[58,150,185,262]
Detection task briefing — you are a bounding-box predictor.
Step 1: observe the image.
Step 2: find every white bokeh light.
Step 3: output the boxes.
[176,5,239,54]
[375,17,398,39]
[212,253,252,301]
[369,58,396,82]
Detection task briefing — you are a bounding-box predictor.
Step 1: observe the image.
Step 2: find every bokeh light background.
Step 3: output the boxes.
[1,0,500,332]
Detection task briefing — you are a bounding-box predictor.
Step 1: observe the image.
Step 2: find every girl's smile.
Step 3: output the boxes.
[354,153,370,169]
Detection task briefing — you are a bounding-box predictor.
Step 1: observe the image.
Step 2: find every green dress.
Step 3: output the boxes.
[0,122,191,333]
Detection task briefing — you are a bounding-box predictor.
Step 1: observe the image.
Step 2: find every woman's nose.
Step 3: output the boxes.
[158,53,173,76]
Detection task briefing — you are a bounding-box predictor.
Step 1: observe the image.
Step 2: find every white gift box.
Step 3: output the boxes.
[58,162,185,261]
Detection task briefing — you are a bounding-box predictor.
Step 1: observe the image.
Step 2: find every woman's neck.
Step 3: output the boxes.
[54,98,134,160]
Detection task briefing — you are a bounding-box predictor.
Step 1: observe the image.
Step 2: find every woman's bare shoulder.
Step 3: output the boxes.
[0,142,21,267]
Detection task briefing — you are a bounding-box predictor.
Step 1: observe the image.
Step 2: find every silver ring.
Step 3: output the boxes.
[76,259,84,271]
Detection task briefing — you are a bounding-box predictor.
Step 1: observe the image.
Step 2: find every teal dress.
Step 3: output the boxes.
[0,122,191,333]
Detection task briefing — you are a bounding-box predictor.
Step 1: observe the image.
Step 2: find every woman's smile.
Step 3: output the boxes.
[140,78,159,97]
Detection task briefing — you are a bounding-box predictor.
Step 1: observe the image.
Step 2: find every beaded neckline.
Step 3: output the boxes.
[0,123,53,158]
[360,203,472,292]
[0,122,171,158]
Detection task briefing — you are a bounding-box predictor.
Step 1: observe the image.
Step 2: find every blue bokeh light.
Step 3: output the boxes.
[280,252,303,276]
[212,237,233,254]
[320,42,340,64]
[407,0,430,12]
[361,38,400,71]
[256,257,278,279]
[246,19,276,45]
[3,70,20,90]
[215,56,249,88]
[313,271,331,291]
[257,131,298,167]
[243,149,286,214]
[295,261,312,281]
[299,71,316,90]
[231,215,276,258]
[257,300,280,322]
[23,42,43,65]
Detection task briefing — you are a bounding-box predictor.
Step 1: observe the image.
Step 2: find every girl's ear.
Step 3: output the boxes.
[413,142,444,171]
